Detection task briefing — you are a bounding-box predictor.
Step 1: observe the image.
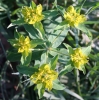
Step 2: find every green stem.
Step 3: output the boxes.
[74,29,82,96]
[74,69,82,96]
[30,48,46,51]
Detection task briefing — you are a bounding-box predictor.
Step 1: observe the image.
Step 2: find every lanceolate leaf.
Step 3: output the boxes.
[24,24,39,39]
[50,55,58,70]
[14,31,21,39]
[76,24,88,33]
[54,20,68,30]
[53,79,65,90]
[8,39,18,46]
[30,1,36,9]
[84,21,99,24]
[81,46,91,56]
[81,66,86,74]
[40,52,47,65]
[30,39,45,46]
[37,83,45,99]
[48,27,69,48]
[64,88,84,100]
[21,52,32,66]
[7,51,21,62]
[56,5,65,16]
[43,10,59,19]
[59,64,74,76]
[63,43,73,55]
[7,18,25,28]
[34,22,45,37]
[88,2,99,14]
[17,65,38,76]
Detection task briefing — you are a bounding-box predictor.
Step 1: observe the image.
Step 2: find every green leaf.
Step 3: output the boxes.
[63,43,73,55]
[84,1,99,7]
[7,51,21,62]
[32,49,42,60]
[17,65,38,76]
[64,88,84,100]
[88,2,99,14]
[66,34,76,47]
[8,39,18,46]
[76,24,88,33]
[37,83,45,99]
[48,27,69,48]
[84,21,99,24]
[43,10,59,19]
[56,5,65,16]
[90,65,99,75]
[24,24,39,39]
[50,55,58,70]
[87,30,92,40]
[8,18,25,28]
[34,22,45,37]
[14,31,21,39]
[21,52,32,66]
[78,65,86,74]
[58,48,70,64]
[81,66,86,74]
[81,46,91,56]
[54,20,68,30]
[11,8,21,16]
[40,52,47,65]
[59,64,74,76]
[30,39,45,46]
[53,79,65,90]
[30,1,36,9]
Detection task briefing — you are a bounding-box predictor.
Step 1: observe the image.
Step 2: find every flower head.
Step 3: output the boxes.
[22,4,44,24]
[64,6,86,26]
[71,48,88,70]
[13,35,34,56]
[30,64,58,91]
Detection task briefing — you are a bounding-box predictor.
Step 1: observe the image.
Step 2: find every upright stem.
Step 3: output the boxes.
[74,29,82,96]
[74,29,79,47]
[74,69,82,96]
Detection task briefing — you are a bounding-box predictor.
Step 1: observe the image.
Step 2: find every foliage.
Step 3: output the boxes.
[0,0,99,100]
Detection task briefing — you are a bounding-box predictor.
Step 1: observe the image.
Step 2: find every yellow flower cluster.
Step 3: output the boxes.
[22,4,44,24]
[30,64,58,91]
[64,6,86,26]
[13,35,32,56]
[71,48,88,70]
